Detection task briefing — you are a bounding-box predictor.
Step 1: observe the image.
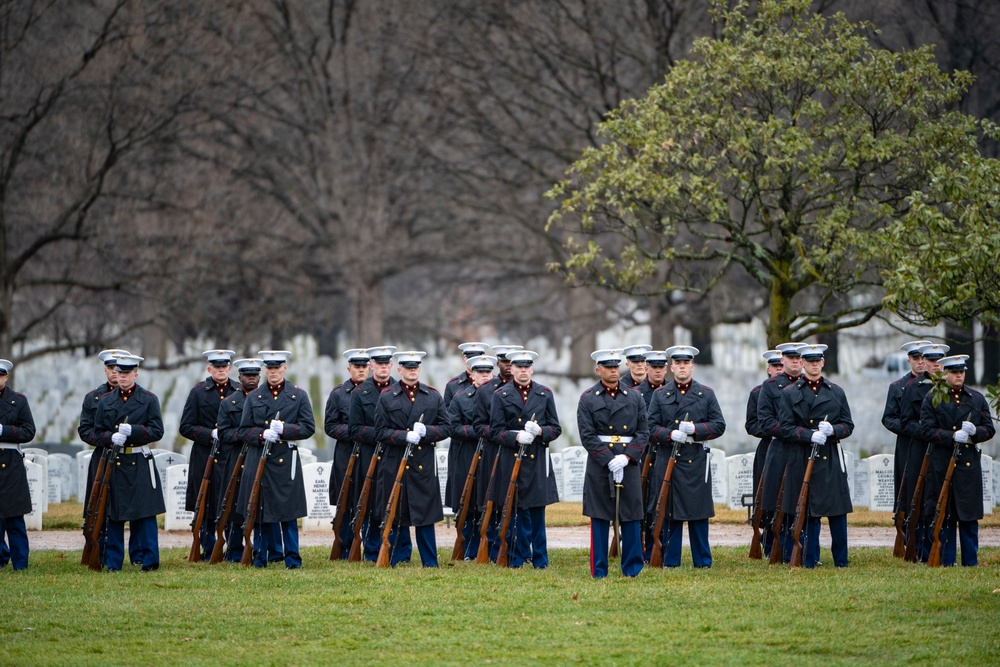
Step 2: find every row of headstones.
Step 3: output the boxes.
[19,446,1000,532]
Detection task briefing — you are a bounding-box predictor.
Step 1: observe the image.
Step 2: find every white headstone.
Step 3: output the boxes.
[23,452,48,513]
[77,450,94,501]
[436,448,449,508]
[298,451,318,466]
[852,452,869,509]
[302,461,335,530]
[867,454,895,512]
[994,459,1000,508]
[561,446,587,502]
[727,453,754,510]
[49,453,75,502]
[550,451,565,503]
[47,477,61,505]
[164,464,194,531]
[982,454,994,515]
[843,450,856,504]
[154,452,187,504]
[24,460,43,531]
[709,448,728,504]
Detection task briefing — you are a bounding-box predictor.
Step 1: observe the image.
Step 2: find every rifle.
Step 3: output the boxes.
[376,413,423,568]
[347,440,385,562]
[81,446,112,566]
[767,470,788,565]
[639,444,656,554]
[330,441,361,561]
[87,417,127,571]
[209,438,251,565]
[747,468,766,560]
[474,444,503,564]
[928,411,972,567]
[789,441,820,569]
[450,437,485,562]
[650,412,689,568]
[497,413,535,568]
[927,442,960,568]
[188,437,221,563]
[649,438,681,569]
[903,441,934,563]
[891,462,909,559]
[241,411,278,567]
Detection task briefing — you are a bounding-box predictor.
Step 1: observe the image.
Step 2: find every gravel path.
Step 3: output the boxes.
[27,524,1000,551]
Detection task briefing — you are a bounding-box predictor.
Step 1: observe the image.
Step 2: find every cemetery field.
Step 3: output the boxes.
[3,547,999,666]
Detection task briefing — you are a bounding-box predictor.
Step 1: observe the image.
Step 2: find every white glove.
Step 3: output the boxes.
[607,454,629,474]
[516,430,534,445]
[961,421,976,436]
[118,423,132,436]
[412,421,427,438]
[810,430,827,446]
[0,424,3,436]
[670,429,687,443]
[818,421,834,436]
[111,432,127,446]
[271,419,284,435]
[406,430,421,444]
[613,467,624,484]
[524,421,541,437]
[954,430,970,444]
[263,428,278,443]
[679,421,695,435]
[211,428,218,440]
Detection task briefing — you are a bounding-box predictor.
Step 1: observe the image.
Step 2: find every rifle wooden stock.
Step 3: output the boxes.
[768,470,788,565]
[475,446,503,564]
[903,442,933,563]
[330,441,361,561]
[649,439,681,569]
[81,447,110,566]
[450,438,484,562]
[496,438,530,568]
[376,440,416,569]
[748,469,766,560]
[639,444,656,554]
[242,411,278,568]
[209,440,250,565]
[789,442,819,569]
[87,442,122,571]
[891,464,909,558]
[348,441,384,563]
[189,438,220,563]
[927,442,961,568]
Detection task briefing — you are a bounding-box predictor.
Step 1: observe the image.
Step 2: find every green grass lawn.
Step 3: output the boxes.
[2,546,999,666]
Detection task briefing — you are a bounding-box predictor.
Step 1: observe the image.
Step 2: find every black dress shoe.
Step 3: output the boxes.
[140,563,159,572]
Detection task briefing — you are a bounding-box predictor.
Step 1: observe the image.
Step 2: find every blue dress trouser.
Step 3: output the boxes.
[590,518,643,578]
[801,514,848,568]
[0,516,29,570]
[362,517,412,563]
[926,519,978,566]
[387,524,438,567]
[508,506,548,568]
[663,518,711,568]
[106,516,158,571]
[253,520,301,568]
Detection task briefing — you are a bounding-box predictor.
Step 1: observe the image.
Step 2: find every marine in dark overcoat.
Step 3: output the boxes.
[236,380,313,524]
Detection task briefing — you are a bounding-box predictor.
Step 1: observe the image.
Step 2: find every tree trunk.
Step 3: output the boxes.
[352,277,384,346]
[567,288,598,379]
[765,273,794,348]
[983,323,1000,386]
[817,330,839,375]
[945,320,976,384]
[649,295,676,351]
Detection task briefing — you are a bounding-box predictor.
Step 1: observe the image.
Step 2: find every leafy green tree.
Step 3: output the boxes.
[547,0,1000,351]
